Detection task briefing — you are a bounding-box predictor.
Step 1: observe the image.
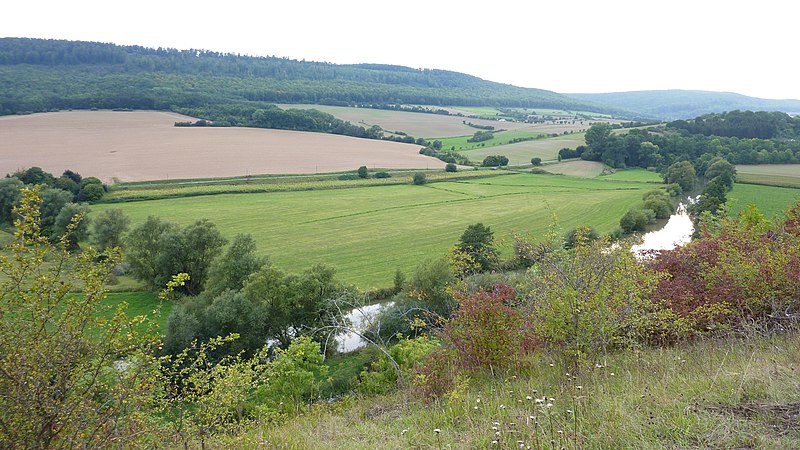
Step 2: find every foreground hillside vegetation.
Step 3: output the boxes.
[4,185,800,448]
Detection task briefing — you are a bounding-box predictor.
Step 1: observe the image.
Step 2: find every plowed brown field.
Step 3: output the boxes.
[0,111,441,182]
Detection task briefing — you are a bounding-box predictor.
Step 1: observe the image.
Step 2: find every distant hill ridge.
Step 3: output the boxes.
[566,90,800,120]
[3,38,798,121]
[0,38,616,115]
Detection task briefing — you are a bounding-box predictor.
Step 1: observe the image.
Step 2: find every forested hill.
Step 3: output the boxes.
[566,90,800,121]
[0,38,617,115]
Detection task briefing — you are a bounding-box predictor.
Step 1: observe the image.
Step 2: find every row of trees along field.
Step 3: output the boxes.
[0,167,107,248]
[560,110,800,169]
[4,181,800,447]
[0,38,615,116]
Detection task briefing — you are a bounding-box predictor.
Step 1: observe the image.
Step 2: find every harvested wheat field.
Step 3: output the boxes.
[279,104,609,138]
[0,111,441,182]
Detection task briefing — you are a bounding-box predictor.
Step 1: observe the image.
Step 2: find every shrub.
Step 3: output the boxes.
[523,236,664,363]
[359,336,439,394]
[256,336,327,414]
[374,171,391,178]
[531,157,542,166]
[620,209,648,234]
[412,172,427,185]
[357,165,368,178]
[564,226,599,249]
[445,163,457,172]
[481,155,509,167]
[442,284,530,370]
[648,203,800,337]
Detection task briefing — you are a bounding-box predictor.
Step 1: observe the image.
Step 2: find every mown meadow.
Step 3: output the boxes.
[92,171,655,288]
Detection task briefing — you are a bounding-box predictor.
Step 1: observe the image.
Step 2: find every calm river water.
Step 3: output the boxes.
[631,201,695,257]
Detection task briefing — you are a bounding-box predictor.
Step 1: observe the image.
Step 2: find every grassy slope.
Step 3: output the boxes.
[92,173,653,288]
[434,131,547,154]
[238,334,800,449]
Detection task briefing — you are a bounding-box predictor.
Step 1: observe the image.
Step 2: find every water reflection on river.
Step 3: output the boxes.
[631,202,694,257]
[337,302,394,353]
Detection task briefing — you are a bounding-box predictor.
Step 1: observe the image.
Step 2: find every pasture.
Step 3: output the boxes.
[460,133,587,165]
[92,173,654,288]
[728,183,800,218]
[278,104,603,139]
[736,164,800,177]
[0,111,439,182]
[434,131,546,153]
[599,168,664,183]
[540,160,607,177]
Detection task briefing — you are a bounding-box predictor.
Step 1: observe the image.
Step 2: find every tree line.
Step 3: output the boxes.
[1,167,107,248]
[572,112,800,171]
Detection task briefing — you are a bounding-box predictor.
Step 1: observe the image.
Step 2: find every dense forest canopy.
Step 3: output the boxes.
[666,110,800,140]
[0,38,617,115]
[572,111,800,171]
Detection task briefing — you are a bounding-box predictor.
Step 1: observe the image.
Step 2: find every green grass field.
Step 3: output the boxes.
[98,292,172,331]
[728,183,800,218]
[599,168,664,183]
[434,131,546,153]
[459,133,586,165]
[103,170,495,202]
[736,164,800,177]
[539,161,607,177]
[92,173,654,288]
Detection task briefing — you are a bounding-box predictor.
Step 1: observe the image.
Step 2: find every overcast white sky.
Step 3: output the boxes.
[3,0,798,99]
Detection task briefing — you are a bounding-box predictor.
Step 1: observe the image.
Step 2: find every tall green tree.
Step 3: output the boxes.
[665,161,697,193]
[155,220,227,295]
[0,177,23,225]
[458,223,497,272]
[205,233,267,295]
[125,216,177,289]
[91,208,131,252]
[50,202,90,249]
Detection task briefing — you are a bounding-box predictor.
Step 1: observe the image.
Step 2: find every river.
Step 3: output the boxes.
[336,302,395,353]
[631,200,695,257]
